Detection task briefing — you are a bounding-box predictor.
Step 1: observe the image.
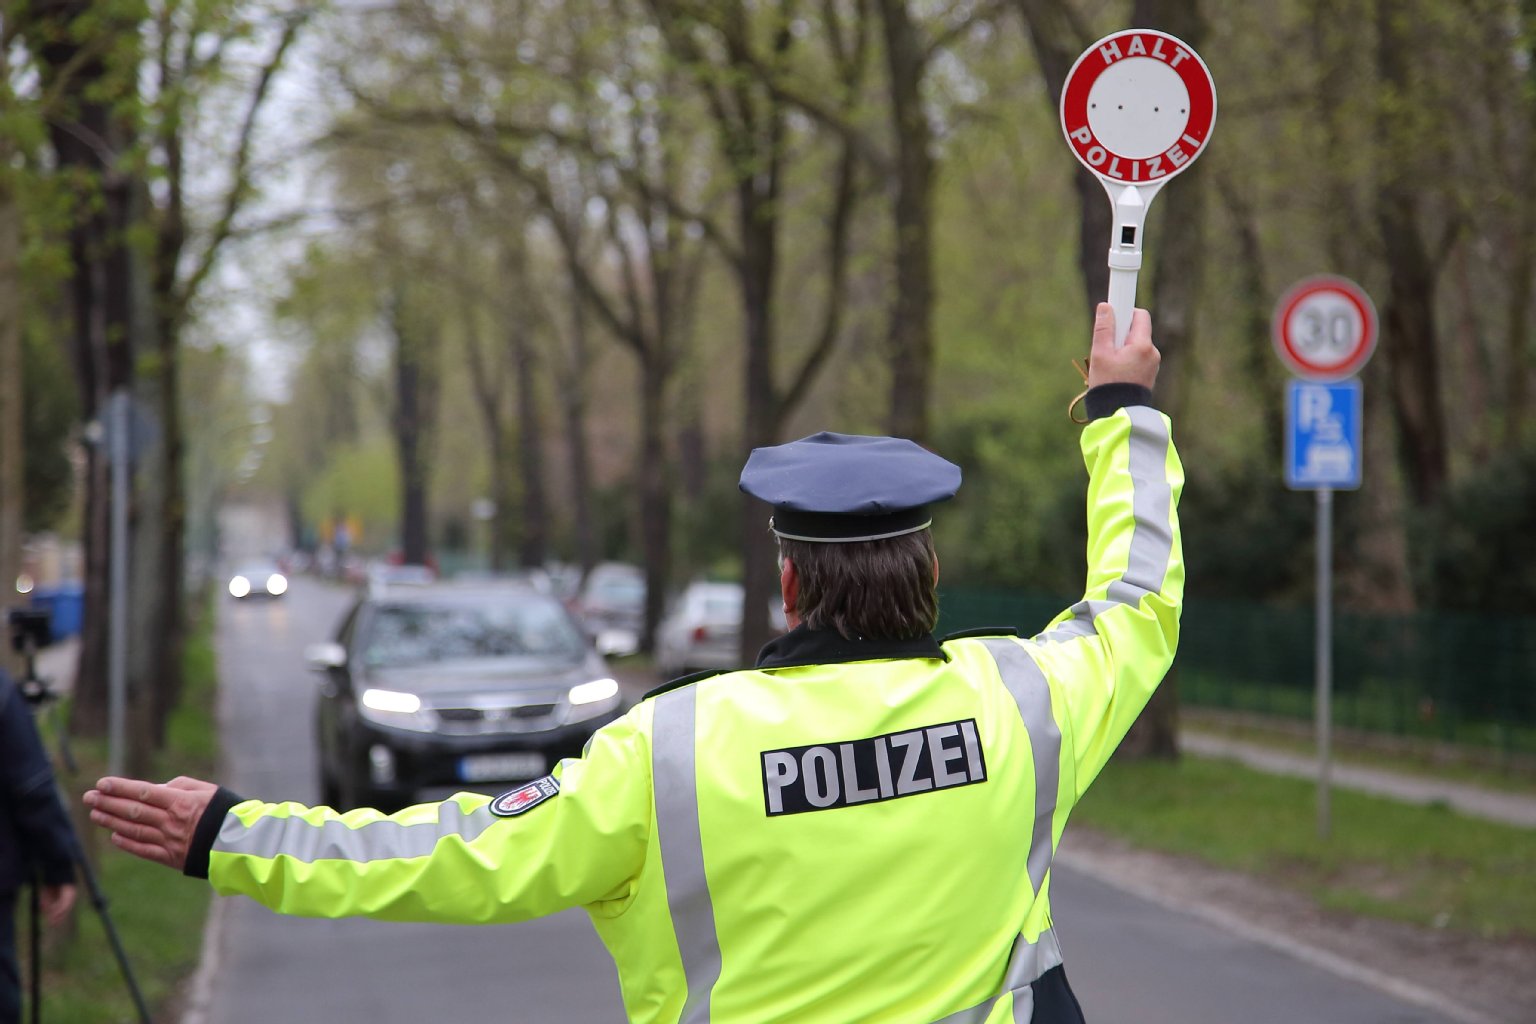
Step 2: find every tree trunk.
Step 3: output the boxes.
[878,0,936,444]
[31,0,139,740]
[391,294,434,566]
[1504,7,1536,452]
[561,259,598,575]
[128,207,172,762]
[488,434,509,572]
[63,175,137,739]
[1113,0,1209,762]
[738,180,784,664]
[637,355,672,654]
[0,158,22,680]
[1505,227,1533,451]
[1375,0,1449,507]
[1218,180,1285,455]
[512,317,548,570]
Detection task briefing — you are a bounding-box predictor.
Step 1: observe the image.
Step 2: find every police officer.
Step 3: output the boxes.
[85,303,1181,1023]
[2,666,79,1024]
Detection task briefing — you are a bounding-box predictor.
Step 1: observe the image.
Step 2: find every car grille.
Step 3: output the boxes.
[430,701,560,734]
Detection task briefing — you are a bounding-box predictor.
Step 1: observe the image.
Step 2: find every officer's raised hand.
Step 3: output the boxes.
[83,775,218,872]
[1087,302,1159,391]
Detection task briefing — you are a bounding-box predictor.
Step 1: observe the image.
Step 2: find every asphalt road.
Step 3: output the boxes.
[199,575,1448,1023]
[205,576,626,1023]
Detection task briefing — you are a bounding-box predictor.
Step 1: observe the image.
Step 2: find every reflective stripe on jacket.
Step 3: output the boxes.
[206,405,1184,1023]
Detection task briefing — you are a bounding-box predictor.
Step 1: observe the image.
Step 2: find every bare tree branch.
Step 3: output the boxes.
[174,8,311,326]
[924,0,1012,60]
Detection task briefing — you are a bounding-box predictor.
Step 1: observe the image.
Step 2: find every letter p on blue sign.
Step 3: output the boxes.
[1285,379,1362,490]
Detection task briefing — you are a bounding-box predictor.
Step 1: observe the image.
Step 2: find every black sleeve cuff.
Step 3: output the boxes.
[183,786,245,880]
[1084,383,1155,420]
[37,856,79,887]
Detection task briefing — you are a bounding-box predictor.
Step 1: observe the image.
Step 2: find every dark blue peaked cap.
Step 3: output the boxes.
[739,431,962,543]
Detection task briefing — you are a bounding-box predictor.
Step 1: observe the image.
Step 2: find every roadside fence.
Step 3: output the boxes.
[937,588,1536,760]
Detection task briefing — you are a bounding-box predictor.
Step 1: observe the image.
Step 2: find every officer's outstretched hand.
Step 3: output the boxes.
[1086,303,1159,391]
[84,775,218,872]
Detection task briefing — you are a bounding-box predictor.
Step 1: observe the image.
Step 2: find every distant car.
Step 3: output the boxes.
[228,561,288,600]
[655,581,787,677]
[308,581,625,811]
[572,562,646,657]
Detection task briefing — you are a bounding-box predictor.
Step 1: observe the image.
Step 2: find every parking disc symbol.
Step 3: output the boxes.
[1286,379,1362,490]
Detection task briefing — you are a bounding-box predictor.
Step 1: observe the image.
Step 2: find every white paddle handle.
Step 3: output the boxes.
[1107,266,1137,349]
[1105,184,1150,349]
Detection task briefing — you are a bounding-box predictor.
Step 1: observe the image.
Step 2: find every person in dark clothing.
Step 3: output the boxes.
[0,667,78,1024]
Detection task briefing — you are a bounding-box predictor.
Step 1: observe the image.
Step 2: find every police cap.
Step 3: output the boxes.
[739,431,962,543]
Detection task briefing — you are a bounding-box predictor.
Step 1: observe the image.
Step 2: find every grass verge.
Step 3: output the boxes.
[24,607,219,1024]
[1183,708,1536,795]
[1073,755,1536,940]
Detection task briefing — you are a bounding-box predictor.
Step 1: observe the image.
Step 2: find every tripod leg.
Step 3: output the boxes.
[29,884,39,1024]
[72,847,153,1024]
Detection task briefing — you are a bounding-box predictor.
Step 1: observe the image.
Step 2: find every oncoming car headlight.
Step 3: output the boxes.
[359,688,433,731]
[228,575,251,598]
[267,573,288,595]
[567,678,619,719]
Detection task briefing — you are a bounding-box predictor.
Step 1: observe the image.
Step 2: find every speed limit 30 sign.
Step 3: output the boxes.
[1272,275,1378,381]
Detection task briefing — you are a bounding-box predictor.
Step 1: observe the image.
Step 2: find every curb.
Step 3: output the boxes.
[178,892,226,1024]
[1056,847,1507,1024]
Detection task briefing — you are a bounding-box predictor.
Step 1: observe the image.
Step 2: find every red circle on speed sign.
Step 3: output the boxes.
[1060,30,1217,185]
[1272,275,1378,381]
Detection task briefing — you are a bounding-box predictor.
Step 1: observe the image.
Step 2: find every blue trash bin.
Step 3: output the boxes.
[31,583,84,640]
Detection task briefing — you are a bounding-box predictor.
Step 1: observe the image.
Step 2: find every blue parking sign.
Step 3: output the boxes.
[1285,379,1362,489]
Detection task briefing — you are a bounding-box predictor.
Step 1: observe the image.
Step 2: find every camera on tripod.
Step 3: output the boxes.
[9,607,54,652]
[8,606,57,706]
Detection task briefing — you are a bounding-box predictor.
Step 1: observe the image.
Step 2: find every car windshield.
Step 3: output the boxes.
[361,598,588,668]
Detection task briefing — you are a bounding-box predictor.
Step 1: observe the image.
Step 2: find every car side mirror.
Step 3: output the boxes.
[305,642,347,671]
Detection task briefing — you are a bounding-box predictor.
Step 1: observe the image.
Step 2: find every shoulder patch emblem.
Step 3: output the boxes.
[490,775,560,817]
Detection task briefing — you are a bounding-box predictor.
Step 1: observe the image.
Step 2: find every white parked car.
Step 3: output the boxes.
[655,582,786,677]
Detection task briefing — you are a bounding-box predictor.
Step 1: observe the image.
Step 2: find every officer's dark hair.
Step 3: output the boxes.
[777,530,939,641]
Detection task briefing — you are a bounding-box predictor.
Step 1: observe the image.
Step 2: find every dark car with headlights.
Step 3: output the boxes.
[308,581,627,811]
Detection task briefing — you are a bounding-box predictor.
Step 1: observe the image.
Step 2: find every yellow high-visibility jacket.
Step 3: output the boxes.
[195,405,1183,1023]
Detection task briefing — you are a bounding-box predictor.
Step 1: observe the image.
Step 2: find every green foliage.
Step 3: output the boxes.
[670,451,752,582]
[1074,756,1536,939]
[1412,440,1536,614]
[1179,460,1313,602]
[22,324,80,532]
[299,437,400,554]
[932,406,1085,594]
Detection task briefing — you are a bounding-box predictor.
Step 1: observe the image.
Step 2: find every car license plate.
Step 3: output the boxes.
[459,752,547,783]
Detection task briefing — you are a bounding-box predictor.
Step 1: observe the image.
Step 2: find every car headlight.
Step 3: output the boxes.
[267,573,288,596]
[569,677,618,705]
[567,678,619,718]
[228,576,250,598]
[358,688,433,730]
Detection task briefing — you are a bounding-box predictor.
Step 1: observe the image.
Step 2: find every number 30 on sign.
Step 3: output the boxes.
[1271,275,1378,382]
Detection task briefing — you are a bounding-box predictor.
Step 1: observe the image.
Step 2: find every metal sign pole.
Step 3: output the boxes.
[1314,486,1334,839]
[1275,278,1375,843]
[108,389,129,777]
